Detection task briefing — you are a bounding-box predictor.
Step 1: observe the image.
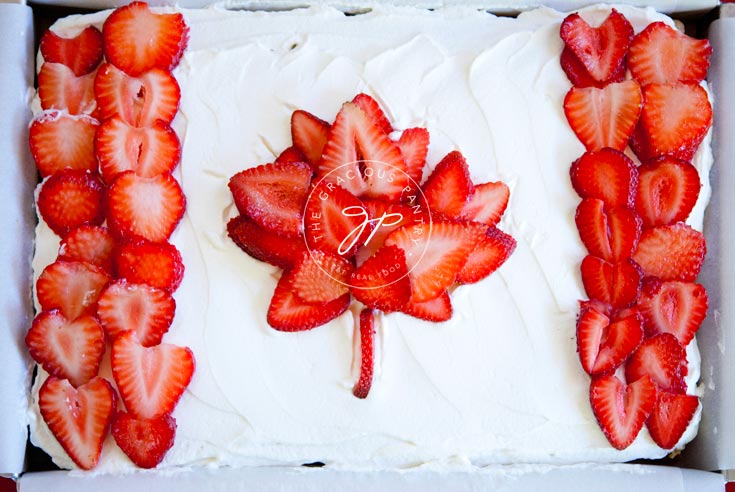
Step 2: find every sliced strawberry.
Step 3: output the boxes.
[96,280,176,347]
[26,311,105,387]
[291,109,330,169]
[103,1,189,77]
[112,331,194,419]
[632,223,706,282]
[304,182,368,257]
[638,279,707,347]
[635,83,712,162]
[646,392,699,449]
[111,412,176,469]
[274,146,307,166]
[30,112,98,178]
[580,256,642,309]
[589,373,657,450]
[401,290,452,322]
[422,151,474,218]
[38,376,115,470]
[37,169,106,236]
[608,207,643,262]
[317,102,407,200]
[625,333,687,394]
[576,199,613,260]
[628,22,712,86]
[576,308,643,376]
[38,63,97,116]
[290,251,353,304]
[58,225,115,273]
[563,80,642,152]
[226,215,307,270]
[579,298,613,318]
[114,239,184,292]
[40,26,104,77]
[636,157,700,228]
[228,161,311,238]
[570,149,638,208]
[350,244,411,312]
[353,308,375,399]
[108,171,185,243]
[356,199,428,266]
[459,181,510,226]
[560,46,625,88]
[560,9,634,85]
[395,127,429,186]
[385,221,485,302]
[94,63,180,127]
[267,270,350,332]
[37,260,110,321]
[456,226,516,284]
[95,117,181,183]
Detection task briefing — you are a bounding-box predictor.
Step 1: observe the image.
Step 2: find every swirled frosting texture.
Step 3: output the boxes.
[29,4,711,473]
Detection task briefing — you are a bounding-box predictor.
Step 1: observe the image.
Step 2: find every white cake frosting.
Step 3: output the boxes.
[28,3,713,473]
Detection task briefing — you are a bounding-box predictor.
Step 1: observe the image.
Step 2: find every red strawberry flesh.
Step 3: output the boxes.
[352,308,375,399]
[111,412,177,469]
[30,112,98,178]
[40,26,104,77]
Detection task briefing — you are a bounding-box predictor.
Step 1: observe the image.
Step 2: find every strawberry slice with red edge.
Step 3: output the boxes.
[36,260,110,321]
[570,149,638,208]
[356,199,428,266]
[26,311,105,387]
[103,1,189,77]
[560,46,625,88]
[289,251,354,304]
[30,111,98,178]
[576,308,643,376]
[352,93,392,135]
[580,256,642,309]
[560,9,634,86]
[111,330,194,419]
[589,373,657,450]
[37,169,106,237]
[625,333,688,394]
[563,80,642,152]
[456,226,516,284]
[267,270,350,332]
[274,146,307,166]
[350,244,412,312]
[395,127,429,186]
[111,412,176,469]
[632,223,706,282]
[38,63,97,116]
[114,239,184,293]
[353,308,376,399]
[40,26,104,77]
[628,22,712,86]
[636,156,701,229]
[459,181,510,226]
[95,117,181,183]
[96,279,176,347]
[401,290,453,322]
[58,225,116,273]
[304,181,369,257]
[422,150,474,218]
[291,109,330,169]
[577,201,642,262]
[228,161,311,238]
[638,279,707,347]
[108,171,185,243]
[39,376,116,470]
[646,392,699,450]
[94,63,180,127]
[227,215,307,270]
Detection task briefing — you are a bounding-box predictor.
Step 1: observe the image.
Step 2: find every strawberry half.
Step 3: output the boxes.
[95,63,180,127]
[39,376,116,470]
[114,239,184,292]
[38,63,97,116]
[401,290,453,322]
[26,311,105,387]
[570,149,638,209]
[395,127,430,186]
[267,270,351,332]
[36,260,110,321]
[95,117,181,183]
[227,215,307,270]
[625,333,688,394]
[304,182,368,257]
[112,331,194,419]
[635,156,701,229]
[422,151,473,218]
[632,223,706,282]
[350,244,412,312]
[228,161,311,238]
[30,111,98,178]
[37,169,106,237]
[291,109,330,169]
[563,80,642,152]
[40,26,104,77]
[459,181,510,227]
[289,251,353,304]
[580,256,642,309]
[646,392,699,450]
[58,225,116,274]
[96,279,176,347]
[576,308,643,376]
[589,374,657,450]
[628,22,712,86]
[352,308,376,399]
[352,93,392,135]
[103,1,189,77]
[638,279,707,347]
[560,9,634,86]
[111,412,176,469]
[456,226,516,284]
[560,46,625,89]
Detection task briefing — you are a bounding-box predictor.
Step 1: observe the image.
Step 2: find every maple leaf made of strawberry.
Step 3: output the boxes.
[227,93,516,399]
